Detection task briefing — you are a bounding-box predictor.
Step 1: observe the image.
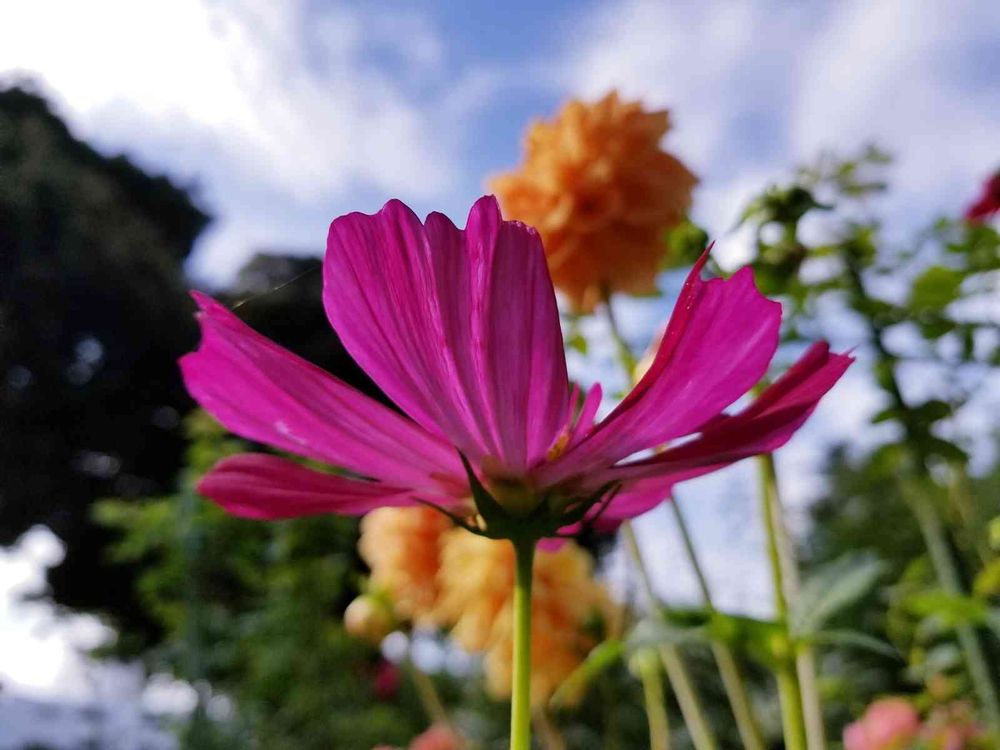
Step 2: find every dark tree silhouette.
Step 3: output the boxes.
[0,85,208,631]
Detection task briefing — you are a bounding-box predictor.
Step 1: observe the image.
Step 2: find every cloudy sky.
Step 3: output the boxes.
[1,0,998,705]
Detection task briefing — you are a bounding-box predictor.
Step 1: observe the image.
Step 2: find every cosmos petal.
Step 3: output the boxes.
[180,293,461,492]
[540,252,781,485]
[324,196,570,475]
[198,454,417,519]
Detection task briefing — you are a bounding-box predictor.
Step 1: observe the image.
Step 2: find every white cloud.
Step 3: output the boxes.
[0,0,458,200]
[791,0,1000,218]
[0,0,501,281]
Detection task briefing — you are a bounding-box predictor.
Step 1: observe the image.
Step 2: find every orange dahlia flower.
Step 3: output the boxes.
[359,506,452,626]
[435,529,612,706]
[356,507,611,706]
[491,90,697,311]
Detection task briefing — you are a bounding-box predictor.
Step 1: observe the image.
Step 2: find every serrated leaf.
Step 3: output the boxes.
[792,553,885,635]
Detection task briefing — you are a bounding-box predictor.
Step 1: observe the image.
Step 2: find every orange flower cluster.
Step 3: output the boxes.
[436,528,612,705]
[491,91,697,312]
[355,507,612,706]
[360,506,452,627]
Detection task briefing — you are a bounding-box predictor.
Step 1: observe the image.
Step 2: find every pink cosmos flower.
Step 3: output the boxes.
[181,196,851,537]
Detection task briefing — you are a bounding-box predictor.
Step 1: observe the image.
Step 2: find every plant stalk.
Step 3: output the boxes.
[622,523,719,750]
[637,651,672,750]
[534,708,567,750]
[406,650,450,727]
[511,537,536,750]
[757,452,816,750]
[670,499,766,750]
[776,663,808,750]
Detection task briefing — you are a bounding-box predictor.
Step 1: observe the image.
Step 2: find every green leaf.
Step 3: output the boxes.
[911,399,952,425]
[792,552,885,635]
[567,331,588,355]
[974,559,1000,598]
[903,589,990,628]
[707,612,788,667]
[921,437,968,464]
[871,406,900,424]
[549,639,624,708]
[909,265,964,311]
[807,629,900,659]
[626,615,709,651]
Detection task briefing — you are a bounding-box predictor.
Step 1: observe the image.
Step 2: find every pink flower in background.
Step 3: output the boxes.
[922,702,985,750]
[964,172,1000,223]
[409,724,464,750]
[181,196,851,534]
[844,698,921,750]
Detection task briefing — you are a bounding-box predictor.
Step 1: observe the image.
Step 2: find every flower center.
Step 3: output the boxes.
[487,477,540,518]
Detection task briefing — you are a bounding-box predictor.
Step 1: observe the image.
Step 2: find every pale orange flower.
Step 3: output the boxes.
[359,506,452,626]
[491,90,697,312]
[357,507,612,705]
[435,530,612,706]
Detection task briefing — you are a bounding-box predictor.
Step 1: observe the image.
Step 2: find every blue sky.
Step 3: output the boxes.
[0,0,998,705]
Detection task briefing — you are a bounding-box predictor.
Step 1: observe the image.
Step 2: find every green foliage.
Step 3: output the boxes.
[96,413,431,749]
[739,147,1000,733]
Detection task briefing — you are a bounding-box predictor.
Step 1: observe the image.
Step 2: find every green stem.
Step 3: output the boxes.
[622,523,719,750]
[511,537,536,750]
[602,286,638,375]
[776,664,808,750]
[757,453,814,750]
[670,499,766,750]
[406,649,449,727]
[637,651,672,750]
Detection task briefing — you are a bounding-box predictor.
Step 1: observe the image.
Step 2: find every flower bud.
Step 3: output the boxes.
[344,594,395,645]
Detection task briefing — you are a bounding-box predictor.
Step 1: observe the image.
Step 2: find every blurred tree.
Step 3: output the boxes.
[0,84,208,634]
